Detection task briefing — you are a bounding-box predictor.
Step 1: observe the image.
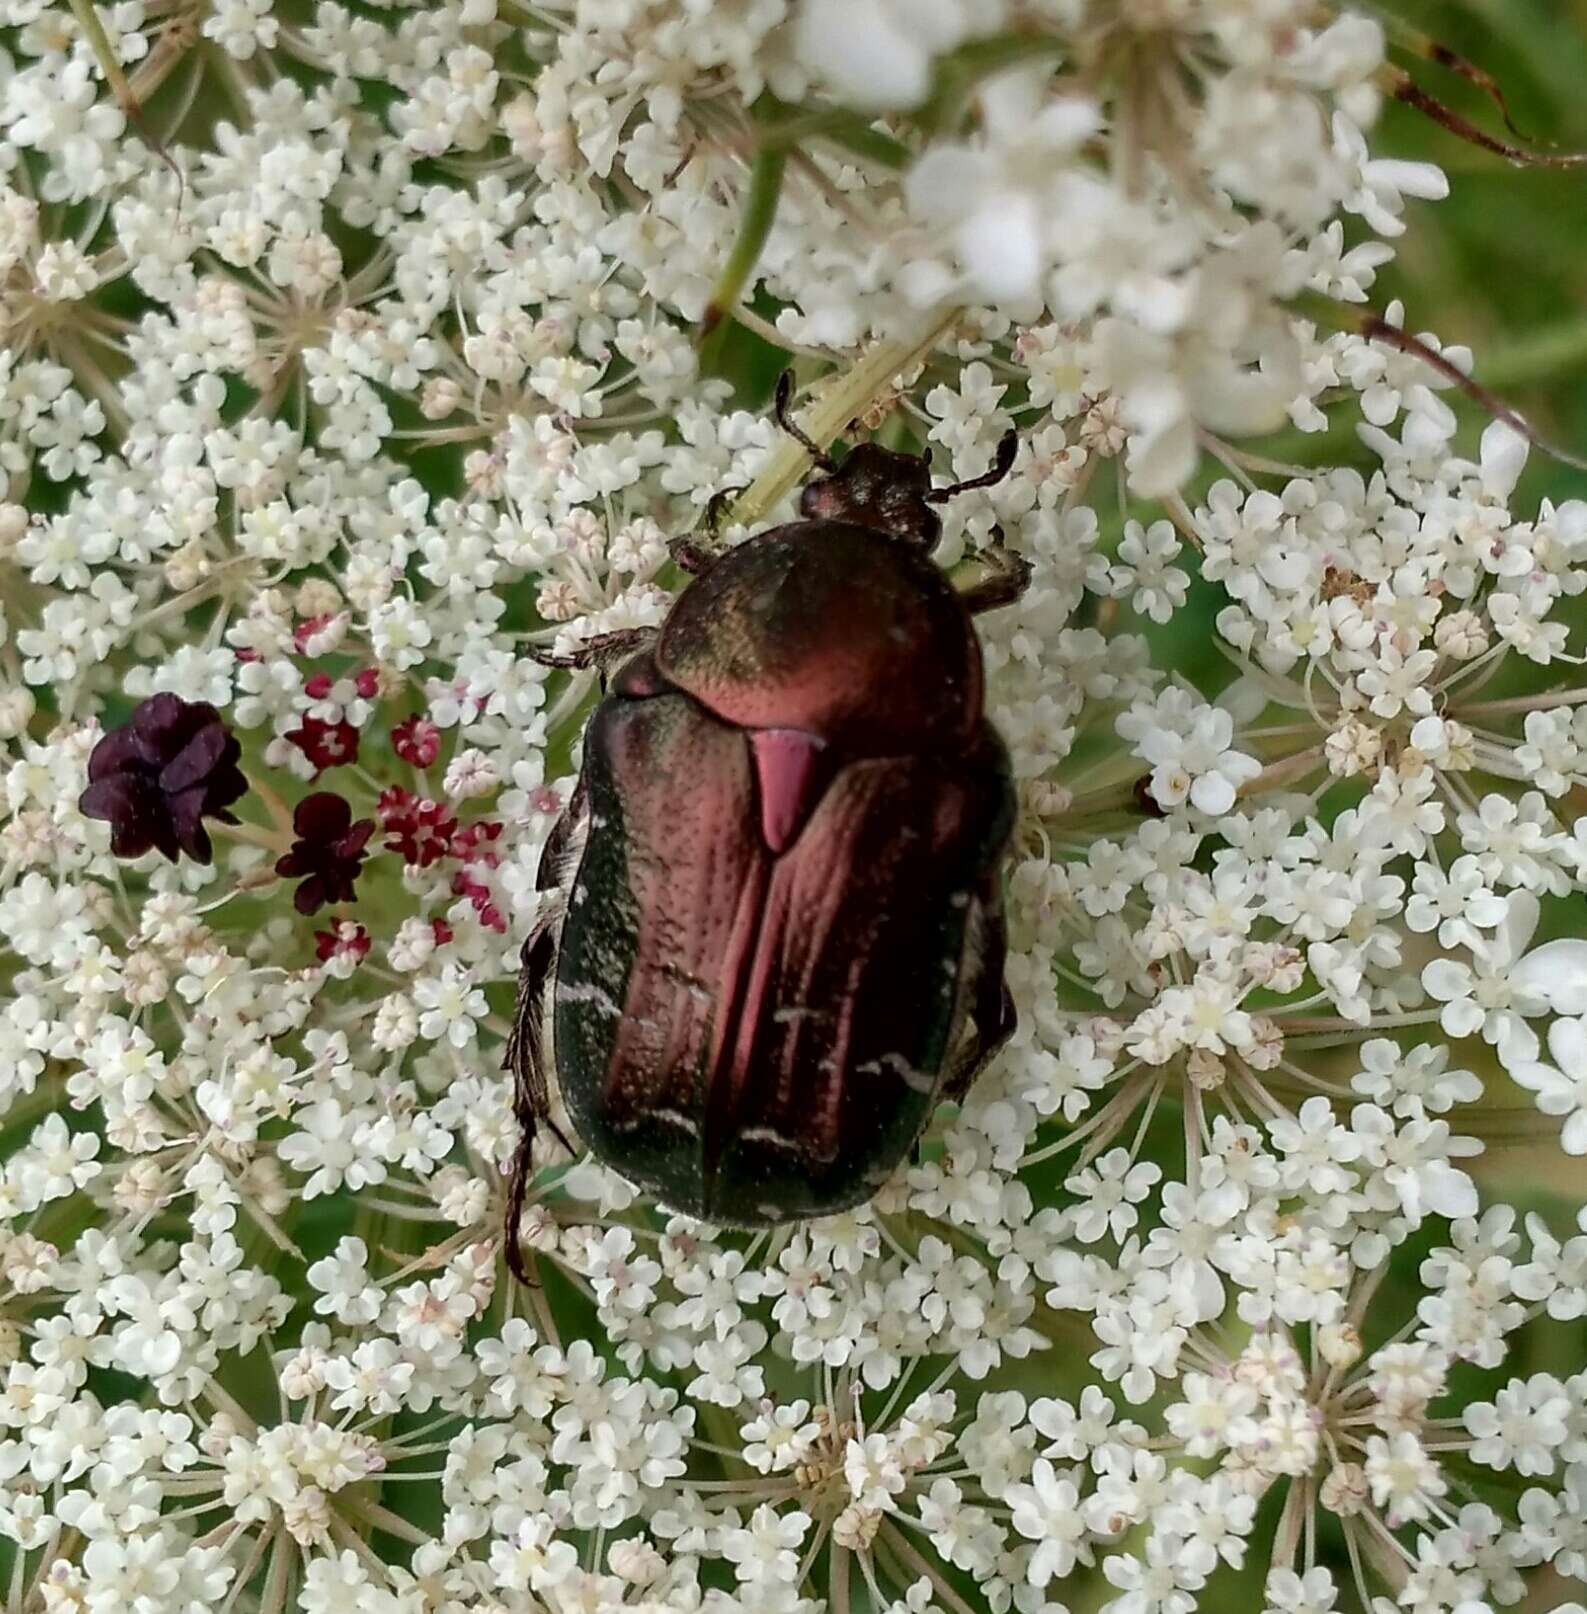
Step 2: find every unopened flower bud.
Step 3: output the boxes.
[1320,1462,1369,1516]
[1317,1322,1362,1370]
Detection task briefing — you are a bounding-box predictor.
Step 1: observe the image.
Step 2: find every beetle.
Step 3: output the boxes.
[504,375,1029,1280]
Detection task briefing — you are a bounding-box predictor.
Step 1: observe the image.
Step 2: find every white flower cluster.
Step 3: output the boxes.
[0,0,1584,1611]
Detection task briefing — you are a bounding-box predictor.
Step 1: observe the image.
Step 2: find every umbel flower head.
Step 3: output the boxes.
[78,693,247,864]
[275,792,376,915]
[6,1,1587,1610]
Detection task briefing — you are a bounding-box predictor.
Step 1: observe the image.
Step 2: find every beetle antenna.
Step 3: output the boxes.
[925,430,1019,504]
[774,371,838,473]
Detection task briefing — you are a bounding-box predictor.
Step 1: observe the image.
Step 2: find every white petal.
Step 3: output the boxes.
[1366,157,1450,201]
[1258,547,1311,591]
[1480,419,1529,499]
[797,1,929,109]
[1562,1109,1587,1155]
[979,67,1046,139]
[1187,1261,1224,1323]
[1032,94,1104,150]
[1494,889,1540,966]
[1512,939,1587,1014]
[1420,958,1471,1002]
[1546,1015,1587,1078]
[1221,751,1263,787]
[959,194,1043,305]
[1420,1163,1478,1221]
[1465,893,1509,928]
[1506,1062,1570,1106]
[904,148,990,221]
[1126,416,1198,499]
[1443,1000,1485,1040]
[1495,1017,1540,1071]
[1189,772,1237,817]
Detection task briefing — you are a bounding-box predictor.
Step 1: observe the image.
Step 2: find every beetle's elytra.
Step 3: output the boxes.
[505,377,1030,1277]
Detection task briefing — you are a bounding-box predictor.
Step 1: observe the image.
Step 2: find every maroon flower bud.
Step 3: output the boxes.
[392,715,441,768]
[452,869,507,932]
[287,715,360,775]
[378,786,456,867]
[452,820,503,865]
[314,920,371,967]
[275,792,375,915]
[377,784,416,824]
[303,673,335,700]
[294,613,347,655]
[79,693,248,865]
[354,667,381,699]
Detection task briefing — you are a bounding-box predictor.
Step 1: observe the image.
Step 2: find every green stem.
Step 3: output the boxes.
[698,144,788,367]
[759,107,911,170]
[66,0,181,186]
[67,0,136,109]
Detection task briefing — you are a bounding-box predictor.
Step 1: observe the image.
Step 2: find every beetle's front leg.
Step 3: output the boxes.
[667,482,748,577]
[957,539,1033,617]
[529,627,657,674]
[668,536,717,576]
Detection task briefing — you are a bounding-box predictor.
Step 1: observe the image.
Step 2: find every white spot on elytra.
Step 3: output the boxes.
[739,1126,799,1148]
[857,1052,936,1093]
[772,1005,827,1025]
[557,981,622,1017]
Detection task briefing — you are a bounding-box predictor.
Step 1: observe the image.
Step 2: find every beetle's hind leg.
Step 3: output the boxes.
[941,872,1017,1105]
[504,917,565,1285]
[502,770,590,1284]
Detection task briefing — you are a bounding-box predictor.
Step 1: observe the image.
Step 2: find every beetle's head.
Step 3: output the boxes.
[776,371,1019,548]
[796,432,1020,550]
[799,443,942,546]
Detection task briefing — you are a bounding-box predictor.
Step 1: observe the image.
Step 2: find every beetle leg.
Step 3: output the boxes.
[773,370,838,473]
[503,771,590,1285]
[538,763,591,892]
[924,429,1019,503]
[956,540,1033,617]
[703,481,751,542]
[668,535,717,576]
[504,916,563,1285]
[529,627,657,674]
[940,875,1017,1104]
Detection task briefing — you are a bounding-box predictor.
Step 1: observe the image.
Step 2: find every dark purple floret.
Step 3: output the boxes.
[286,715,360,776]
[275,792,376,915]
[79,693,249,865]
